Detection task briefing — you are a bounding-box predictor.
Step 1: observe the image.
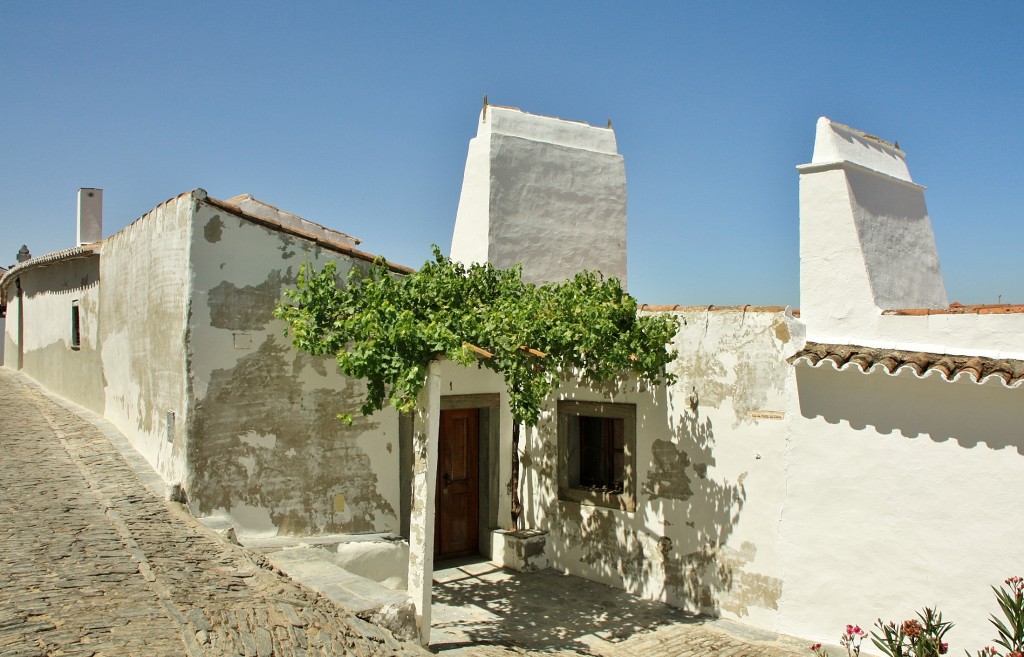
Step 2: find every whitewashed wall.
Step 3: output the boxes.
[185,199,402,538]
[515,308,801,628]
[98,193,194,487]
[781,362,1024,648]
[2,256,104,410]
[451,106,628,287]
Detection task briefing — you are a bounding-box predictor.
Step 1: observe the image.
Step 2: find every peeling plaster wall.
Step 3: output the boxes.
[780,363,1024,649]
[98,195,193,486]
[186,202,400,537]
[5,258,104,410]
[520,308,801,629]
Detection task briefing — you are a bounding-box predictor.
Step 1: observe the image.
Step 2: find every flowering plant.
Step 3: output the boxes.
[872,607,952,657]
[974,577,1024,657]
[810,624,867,657]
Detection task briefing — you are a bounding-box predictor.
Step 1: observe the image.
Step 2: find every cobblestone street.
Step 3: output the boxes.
[1,368,811,657]
[0,369,428,657]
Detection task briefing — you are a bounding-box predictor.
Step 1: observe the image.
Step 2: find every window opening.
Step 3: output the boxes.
[71,301,81,350]
[558,400,636,511]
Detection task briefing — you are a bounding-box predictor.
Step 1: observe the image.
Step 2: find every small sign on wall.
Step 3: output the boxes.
[748,410,785,421]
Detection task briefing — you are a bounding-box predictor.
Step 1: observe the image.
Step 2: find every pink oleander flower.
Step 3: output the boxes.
[902,619,924,637]
[1008,650,1023,657]
[939,642,948,654]
[810,643,821,650]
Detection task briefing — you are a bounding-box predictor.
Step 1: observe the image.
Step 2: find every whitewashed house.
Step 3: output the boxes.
[2,105,1022,649]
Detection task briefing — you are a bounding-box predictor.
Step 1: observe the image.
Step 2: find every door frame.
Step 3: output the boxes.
[399,393,500,558]
[440,394,499,559]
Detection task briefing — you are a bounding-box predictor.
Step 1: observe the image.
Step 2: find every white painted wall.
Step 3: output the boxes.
[451,106,628,287]
[780,362,1024,649]
[2,255,104,410]
[186,198,402,538]
[515,309,801,628]
[98,192,194,487]
[788,117,1024,648]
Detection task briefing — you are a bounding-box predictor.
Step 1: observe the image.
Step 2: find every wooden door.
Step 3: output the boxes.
[435,408,479,560]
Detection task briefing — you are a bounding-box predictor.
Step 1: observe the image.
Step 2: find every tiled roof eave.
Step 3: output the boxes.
[789,341,1024,390]
[0,244,102,299]
[203,195,413,275]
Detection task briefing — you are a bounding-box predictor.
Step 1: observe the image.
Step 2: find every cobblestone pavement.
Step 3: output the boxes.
[0,369,428,657]
[431,562,809,657]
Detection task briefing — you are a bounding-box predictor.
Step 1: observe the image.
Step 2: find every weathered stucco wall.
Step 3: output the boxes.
[186,201,401,537]
[518,308,801,629]
[780,362,1024,648]
[98,193,194,486]
[4,256,104,411]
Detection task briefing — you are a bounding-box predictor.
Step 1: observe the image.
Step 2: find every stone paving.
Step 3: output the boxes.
[0,367,813,657]
[0,368,428,657]
[430,562,809,657]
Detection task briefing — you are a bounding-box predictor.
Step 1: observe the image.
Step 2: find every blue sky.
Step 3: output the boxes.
[2,2,1021,306]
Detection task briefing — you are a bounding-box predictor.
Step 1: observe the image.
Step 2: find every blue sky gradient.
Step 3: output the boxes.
[2,2,1021,306]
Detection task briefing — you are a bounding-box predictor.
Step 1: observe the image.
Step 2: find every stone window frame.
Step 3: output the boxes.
[557,400,636,512]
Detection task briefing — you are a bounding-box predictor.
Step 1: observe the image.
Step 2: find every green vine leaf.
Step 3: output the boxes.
[274,247,679,427]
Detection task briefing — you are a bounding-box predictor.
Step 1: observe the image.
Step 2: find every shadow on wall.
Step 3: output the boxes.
[796,365,1024,454]
[530,383,748,617]
[644,387,749,614]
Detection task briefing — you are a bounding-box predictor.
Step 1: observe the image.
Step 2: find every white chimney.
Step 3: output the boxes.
[797,118,947,343]
[450,104,628,288]
[77,188,102,245]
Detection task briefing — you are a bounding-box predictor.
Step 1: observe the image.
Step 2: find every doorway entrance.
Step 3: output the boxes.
[434,408,480,560]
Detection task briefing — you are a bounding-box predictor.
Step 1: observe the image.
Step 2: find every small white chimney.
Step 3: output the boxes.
[77,188,103,245]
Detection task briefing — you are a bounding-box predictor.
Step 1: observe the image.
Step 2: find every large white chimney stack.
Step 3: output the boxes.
[77,188,102,245]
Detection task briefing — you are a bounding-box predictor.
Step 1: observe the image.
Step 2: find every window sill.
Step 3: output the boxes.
[558,485,636,513]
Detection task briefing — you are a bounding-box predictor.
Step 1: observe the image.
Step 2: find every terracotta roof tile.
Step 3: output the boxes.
[638,304,794,314]
[884,303,1024,316]
[789,341,1024,389]
[204,193,413,275]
